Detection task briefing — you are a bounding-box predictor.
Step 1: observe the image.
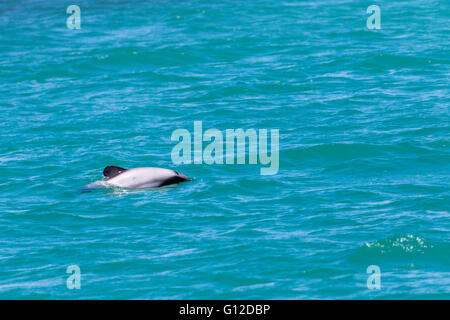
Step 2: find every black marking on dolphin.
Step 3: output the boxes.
[159,171,190,187]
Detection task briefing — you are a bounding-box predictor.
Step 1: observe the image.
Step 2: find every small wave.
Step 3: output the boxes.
[364,235,432,254]
[350,235,450,267]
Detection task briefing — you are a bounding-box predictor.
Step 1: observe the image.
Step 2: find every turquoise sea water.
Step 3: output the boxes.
[0,0,449,299]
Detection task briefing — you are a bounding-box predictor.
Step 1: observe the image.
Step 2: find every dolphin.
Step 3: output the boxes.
[82,166,190,191]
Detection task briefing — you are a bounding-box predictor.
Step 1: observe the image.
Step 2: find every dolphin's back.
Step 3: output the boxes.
[105,167,189,188]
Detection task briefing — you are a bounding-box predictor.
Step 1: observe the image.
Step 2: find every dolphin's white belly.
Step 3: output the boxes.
[105,167,182,189]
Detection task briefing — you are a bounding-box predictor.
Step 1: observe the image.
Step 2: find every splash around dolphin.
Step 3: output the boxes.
[82,166,190,192]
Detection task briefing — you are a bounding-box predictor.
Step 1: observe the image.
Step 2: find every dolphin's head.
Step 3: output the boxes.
[103,166,127,179]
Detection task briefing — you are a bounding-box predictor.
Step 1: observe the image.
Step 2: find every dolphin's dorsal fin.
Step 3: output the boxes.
[103,166,127,179]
